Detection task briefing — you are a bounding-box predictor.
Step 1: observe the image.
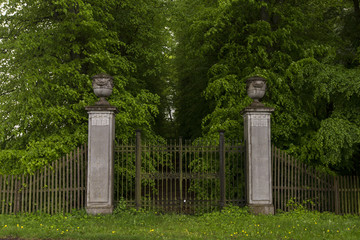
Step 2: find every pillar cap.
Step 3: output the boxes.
[85,105,118,113]
[243,106,274,113]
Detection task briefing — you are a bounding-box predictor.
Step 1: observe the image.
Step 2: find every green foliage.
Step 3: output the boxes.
[286,198,315,213]
[0,0,170,173]
[171,0,360,174]
[1,0,359,175]
[113,198,128,214]
[170,0,221,139]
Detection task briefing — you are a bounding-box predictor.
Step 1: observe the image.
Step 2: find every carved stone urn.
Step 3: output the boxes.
[246,76,266,106]
[92,73,114,105]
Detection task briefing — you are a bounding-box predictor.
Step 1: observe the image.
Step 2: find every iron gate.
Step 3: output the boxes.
[114,131,245,214]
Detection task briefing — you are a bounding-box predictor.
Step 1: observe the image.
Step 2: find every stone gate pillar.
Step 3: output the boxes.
[85,74,117,215]
[243,76,275,215]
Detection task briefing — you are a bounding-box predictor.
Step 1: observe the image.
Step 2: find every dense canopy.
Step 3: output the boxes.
[0,0,170,173]
[0,0,359,175]
[172,0,360,175]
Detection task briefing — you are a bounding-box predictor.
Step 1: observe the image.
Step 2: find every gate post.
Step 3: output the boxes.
[219,130,226,209]
[179,137,183,213]
[243,76,274,215]
[135,130,142,210]
[85,74,117,215]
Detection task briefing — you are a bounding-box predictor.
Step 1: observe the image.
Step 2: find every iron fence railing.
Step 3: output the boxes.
[114,131,246,214]
[0,140,359,215]
[0,144,87,214]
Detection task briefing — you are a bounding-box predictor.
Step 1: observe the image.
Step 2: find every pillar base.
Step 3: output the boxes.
[86,206,113,215]
[248,204,274,215]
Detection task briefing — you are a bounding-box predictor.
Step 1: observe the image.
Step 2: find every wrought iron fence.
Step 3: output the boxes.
[114,131,246,214]
[272,146,360,214]
[0,141,358,215]
[0,145,87,214]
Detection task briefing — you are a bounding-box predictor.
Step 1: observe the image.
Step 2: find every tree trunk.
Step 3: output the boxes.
[354,0,360,20]
[260,0,270,22]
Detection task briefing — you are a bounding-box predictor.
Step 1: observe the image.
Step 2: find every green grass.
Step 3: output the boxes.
[0,206,359,239]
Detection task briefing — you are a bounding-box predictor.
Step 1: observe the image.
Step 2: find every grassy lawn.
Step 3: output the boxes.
[0,206,359,239]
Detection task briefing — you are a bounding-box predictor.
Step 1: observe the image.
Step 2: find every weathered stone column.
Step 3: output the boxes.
[85,74,117,215]
[243,76,275,215]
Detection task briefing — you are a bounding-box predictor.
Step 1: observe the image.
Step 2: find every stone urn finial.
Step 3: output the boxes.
[92,73,114,105]
[246,76,266,107]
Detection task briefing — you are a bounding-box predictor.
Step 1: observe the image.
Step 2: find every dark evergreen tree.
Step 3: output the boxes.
[171,0,360,174]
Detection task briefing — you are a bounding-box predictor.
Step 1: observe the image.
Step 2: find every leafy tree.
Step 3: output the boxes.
[172,0,360,174]
[170,0,221,139]
[0,0,169,173]
[2,0,359,176]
